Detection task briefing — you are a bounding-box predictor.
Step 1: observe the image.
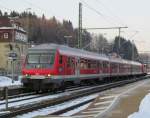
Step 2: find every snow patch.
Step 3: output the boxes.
[0,93,66,110]
[61,102,92,116]
[0,76,21,87]
[128,93,150,118]
[16,94,98,118]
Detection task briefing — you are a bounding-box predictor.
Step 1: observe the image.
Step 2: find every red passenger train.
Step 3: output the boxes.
[22,44,147,91]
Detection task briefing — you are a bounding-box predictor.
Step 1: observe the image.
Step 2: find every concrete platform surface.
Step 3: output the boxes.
[98,79,150,118]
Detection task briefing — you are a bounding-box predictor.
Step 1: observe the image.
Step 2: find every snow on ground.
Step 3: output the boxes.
[0,94,39,104]
[60,102,92,116]
[16,94,98,118]
[0,76,22,87]
[128,93,150,118]
[0,92,68,110]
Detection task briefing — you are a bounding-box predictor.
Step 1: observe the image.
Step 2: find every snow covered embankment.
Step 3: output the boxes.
[0,76,22,87]
[128,93,150,118]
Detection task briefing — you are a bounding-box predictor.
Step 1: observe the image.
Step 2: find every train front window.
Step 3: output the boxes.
[26,53,55,68]
[28,54,40,64]
[40,54,54,64]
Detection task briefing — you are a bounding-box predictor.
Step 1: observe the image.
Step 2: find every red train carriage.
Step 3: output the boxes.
[22,44,146,91]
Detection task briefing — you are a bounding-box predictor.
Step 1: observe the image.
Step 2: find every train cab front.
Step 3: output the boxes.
[22,50,57,91]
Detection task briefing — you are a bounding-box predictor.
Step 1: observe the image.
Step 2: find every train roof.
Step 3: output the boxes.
[109,57,141,65]
[29,43,109,61]
[29,43,142,65]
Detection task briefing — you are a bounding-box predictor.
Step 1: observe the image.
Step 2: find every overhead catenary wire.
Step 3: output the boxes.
[80,0,120,26]
[23,0,55,16]
[94,0,127,26]
[93,0,141,40]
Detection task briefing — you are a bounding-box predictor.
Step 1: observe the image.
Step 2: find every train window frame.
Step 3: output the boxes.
[99,61,102,68]
[40,53,54,64]
[27,53,55,64]
[27,54,40,64]
[87,60,91,69]
[59,55,63,64]
[103,61,109,68]
[71,57,75,68]
[80,58,89,69]
[67,57,72,68]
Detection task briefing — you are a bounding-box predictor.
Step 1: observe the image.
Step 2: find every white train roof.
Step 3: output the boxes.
[29,43,142,65]
[30,43,109,61]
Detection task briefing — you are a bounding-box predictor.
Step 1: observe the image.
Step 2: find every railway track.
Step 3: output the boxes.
[0,84,91,101]
[0,75,149,118]
[0,86,27,100]
[0,85,92,108]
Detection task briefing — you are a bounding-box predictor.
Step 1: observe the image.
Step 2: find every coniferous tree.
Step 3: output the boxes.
[0,10,3,16]
[112,36,139,60]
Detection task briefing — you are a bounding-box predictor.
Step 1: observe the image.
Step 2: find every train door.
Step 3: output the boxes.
[65,57,75,75]
[75,57,80,77]
[58,55,65,75]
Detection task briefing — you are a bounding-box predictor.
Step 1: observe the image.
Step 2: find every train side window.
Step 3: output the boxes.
[59,55,63,64]
[80,59,84,69]
[84,59,88,69]
[90,60,97,69]
[103,61,108,68]
[88,60,91,68]
[71,58,75,68]
[100,61,102,68]
[67,57,72,67]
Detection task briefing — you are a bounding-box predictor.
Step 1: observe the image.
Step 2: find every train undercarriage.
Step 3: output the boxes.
[22,73,146,92]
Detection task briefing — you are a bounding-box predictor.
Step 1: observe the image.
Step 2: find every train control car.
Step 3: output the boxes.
[21,44,146,91]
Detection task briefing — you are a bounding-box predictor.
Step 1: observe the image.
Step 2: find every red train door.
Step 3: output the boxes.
[75,57,80,77]
[65,56,75,75]
[58,55,65,75]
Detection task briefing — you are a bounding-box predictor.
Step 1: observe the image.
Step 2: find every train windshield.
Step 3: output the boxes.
[26,53,55,69]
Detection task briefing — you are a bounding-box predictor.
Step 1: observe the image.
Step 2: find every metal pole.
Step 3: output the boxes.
[83,26,128,30]
[83,26,128,54]
[118,28,121,54]
[5,87,8,110]
[12,24,15,83]
[78,2,82,48]
[132,40,134,61]
[11,60,14,83]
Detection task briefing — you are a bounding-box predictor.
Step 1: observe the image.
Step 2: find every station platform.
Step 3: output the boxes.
[97,79,150,118]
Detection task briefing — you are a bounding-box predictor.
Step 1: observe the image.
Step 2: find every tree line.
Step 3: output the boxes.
[0,10,139,61]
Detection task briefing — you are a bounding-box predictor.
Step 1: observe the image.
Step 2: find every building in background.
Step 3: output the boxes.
[0,17,28,74]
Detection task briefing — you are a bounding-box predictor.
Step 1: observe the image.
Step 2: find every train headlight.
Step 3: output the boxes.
[47,74,51,77]
[25,74,30,77]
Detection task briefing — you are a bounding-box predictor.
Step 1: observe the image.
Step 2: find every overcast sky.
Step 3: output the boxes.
[0,0,150,52]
